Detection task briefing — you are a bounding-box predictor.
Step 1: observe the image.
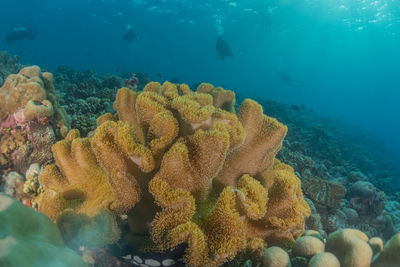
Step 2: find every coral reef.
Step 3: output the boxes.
[0,193,86,267]
[54,65,124,136]
[0,51,23,86]
[1,61,398,267]
[35,81,310,267]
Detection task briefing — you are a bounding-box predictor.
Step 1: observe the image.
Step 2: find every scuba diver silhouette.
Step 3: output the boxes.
[123,24,137,45]
[6,21,38,44]
[216,35,233,59]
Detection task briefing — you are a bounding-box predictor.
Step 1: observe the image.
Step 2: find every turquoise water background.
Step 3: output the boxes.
[1,0,399,162]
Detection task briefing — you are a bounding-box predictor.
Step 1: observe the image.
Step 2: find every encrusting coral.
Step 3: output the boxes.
[35,81,310,266]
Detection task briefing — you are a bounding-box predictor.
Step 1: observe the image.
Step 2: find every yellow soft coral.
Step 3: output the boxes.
[151,174,267,267]
[215,99,288,187]
[196,83,236,112]
[36,121,154,220]
[37,80,309,266]
[244,160,311,246]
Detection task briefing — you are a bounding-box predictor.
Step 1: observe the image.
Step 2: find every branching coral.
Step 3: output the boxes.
[36,81,310,266]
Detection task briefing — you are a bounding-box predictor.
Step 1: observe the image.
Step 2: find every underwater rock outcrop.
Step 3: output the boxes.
[34,81,310,267]
[0,193,87,267]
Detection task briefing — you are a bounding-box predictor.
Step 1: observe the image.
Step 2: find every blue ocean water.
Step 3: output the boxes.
[1,0,399,163]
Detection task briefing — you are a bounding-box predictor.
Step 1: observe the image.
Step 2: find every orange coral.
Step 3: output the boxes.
[214,99,288,187]
[196,83,236,112]
[36,81,310,266]
[244,159,311,247]
[36,121,154,220]
[150,174,267,267]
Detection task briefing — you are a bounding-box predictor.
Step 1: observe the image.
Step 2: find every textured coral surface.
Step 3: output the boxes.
[0,65,69,136]
[35,81,310,267]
